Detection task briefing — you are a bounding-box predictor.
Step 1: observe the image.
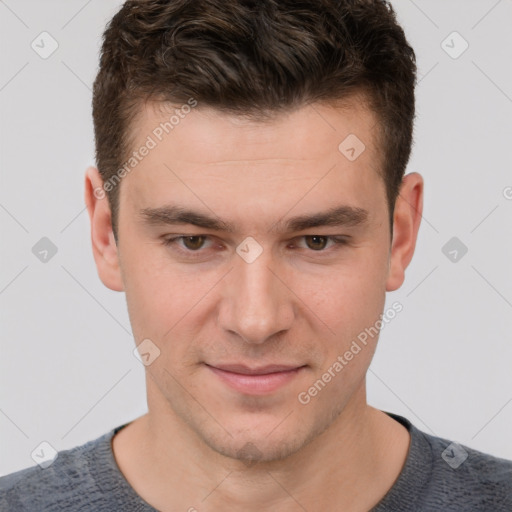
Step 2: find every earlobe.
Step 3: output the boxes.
[84,166,124,292]
[385,172,424,292]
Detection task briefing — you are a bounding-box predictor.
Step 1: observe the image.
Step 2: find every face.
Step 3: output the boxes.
[91,99,415,463]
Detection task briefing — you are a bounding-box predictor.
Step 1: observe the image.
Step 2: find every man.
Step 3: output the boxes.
[1,0,511,510]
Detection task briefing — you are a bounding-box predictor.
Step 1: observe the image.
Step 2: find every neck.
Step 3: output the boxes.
[112,382,410,511]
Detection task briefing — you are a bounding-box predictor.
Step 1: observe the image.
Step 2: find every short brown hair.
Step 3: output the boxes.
[92,0,416,238]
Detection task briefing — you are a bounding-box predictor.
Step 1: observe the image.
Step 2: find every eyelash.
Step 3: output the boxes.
[162,235,349,258]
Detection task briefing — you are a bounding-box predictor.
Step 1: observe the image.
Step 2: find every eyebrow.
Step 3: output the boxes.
[139,204,368,233]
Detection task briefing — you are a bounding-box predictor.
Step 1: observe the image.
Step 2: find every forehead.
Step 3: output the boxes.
[119,98,386,223]
[130,97,380,166]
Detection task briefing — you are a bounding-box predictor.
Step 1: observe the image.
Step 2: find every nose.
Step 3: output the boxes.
[218,247,295,345]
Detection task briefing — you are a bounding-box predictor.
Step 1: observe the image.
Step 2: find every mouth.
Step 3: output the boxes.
[205,363,307,395]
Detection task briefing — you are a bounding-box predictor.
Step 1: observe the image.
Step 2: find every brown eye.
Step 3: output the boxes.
[304,235,328,250]
[182,236,207,250]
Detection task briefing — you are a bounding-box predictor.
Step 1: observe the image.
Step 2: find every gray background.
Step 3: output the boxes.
[1,0,511,475]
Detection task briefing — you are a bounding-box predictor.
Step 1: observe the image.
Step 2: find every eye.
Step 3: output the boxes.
[180,235,207,251]
[296,235,348,251]
[304,235,329,251]
[163,235,212,251]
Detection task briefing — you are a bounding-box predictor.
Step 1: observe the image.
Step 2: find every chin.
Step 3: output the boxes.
[195,412,329,466]
[205,434,306,465]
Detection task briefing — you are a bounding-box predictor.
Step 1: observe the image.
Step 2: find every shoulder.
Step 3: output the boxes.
[0,427,122,511]
[423,429,512,509]
[375,413,512,512]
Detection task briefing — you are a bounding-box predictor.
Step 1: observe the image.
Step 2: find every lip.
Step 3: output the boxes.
[206,363,306,395]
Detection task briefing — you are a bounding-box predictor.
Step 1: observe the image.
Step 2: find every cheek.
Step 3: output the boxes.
[295,260,387,410]
[296,250,388,341]
[120,242,218,342]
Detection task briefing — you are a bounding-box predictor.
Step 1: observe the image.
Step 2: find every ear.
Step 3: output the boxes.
[84,166,124,291]
[386,172,424,291]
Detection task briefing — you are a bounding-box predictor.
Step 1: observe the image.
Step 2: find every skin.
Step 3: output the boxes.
[85,98,423,511]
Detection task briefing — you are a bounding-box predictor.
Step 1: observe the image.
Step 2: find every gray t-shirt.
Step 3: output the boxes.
[1,413,511,511]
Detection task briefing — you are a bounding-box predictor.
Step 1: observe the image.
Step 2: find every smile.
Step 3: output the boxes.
[205,364,307,395]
